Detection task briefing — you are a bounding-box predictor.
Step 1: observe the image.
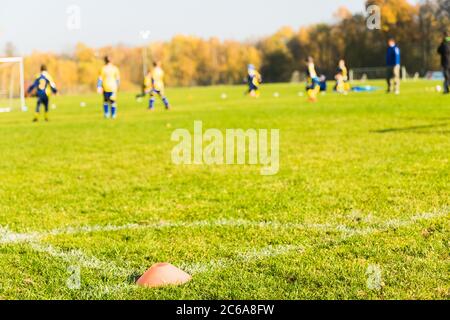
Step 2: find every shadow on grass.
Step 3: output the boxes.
[372,123,449,134]
[129,272,142,284]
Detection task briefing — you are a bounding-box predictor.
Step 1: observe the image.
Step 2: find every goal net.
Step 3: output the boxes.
[349,66,410,82]
[0,57,26,112]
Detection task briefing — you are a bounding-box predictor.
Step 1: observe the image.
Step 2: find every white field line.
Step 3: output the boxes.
[93,208,449,295]
[1,208,448,245]
[334,210,449,237]
[181,209,449,275]
[0,219,333,245]
[181,245,304,275]
[94,244,304,296]
[0,208,447,295]
[0,227,36,244]
[0,226,131,277]
[29,241,131,277]
[44,219,334,237]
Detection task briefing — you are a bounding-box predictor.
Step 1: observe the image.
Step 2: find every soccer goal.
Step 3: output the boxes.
[349,66,409,82]
[0,57,26,112]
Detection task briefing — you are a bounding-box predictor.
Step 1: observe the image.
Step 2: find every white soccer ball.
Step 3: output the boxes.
[273,92,280,98]
[221,93,228,99]
[436,85,442,93]
[80,102,87,107]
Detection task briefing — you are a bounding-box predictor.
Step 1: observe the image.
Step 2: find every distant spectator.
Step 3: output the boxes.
[386,37,401,95]
[437,31,450,94]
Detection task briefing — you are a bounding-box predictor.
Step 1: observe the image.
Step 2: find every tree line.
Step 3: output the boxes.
[4,0,449,92]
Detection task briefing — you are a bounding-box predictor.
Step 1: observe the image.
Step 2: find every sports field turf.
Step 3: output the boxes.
[0,80,448,300]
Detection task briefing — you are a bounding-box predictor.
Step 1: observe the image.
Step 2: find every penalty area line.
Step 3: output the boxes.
[1,207,448,245]
[29,241,131,277]
[0,208,447,296]
[91,208,449,295]
[1,219,334,245]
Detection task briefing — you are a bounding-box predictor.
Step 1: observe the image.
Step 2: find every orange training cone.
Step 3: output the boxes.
[136,263,192,288]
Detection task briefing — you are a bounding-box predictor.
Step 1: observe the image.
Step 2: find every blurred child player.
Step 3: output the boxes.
[97,56,120,119]
[306,57,320,102]
[146,62,170,110]
[247,64,262,97]
[335,59,350,94]
[27,65,58,122]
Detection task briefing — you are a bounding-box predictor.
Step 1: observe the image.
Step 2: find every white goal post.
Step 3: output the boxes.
[0,57,26,112]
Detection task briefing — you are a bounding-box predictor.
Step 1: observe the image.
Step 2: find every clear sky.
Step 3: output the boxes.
[1,0,369,54]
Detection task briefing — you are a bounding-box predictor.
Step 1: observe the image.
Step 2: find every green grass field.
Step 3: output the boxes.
[0,80,448,300]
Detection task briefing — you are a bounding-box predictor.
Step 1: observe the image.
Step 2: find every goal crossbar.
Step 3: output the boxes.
[0,57,24,63]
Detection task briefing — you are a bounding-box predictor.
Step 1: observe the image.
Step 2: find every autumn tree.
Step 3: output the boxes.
[20,0,447,91]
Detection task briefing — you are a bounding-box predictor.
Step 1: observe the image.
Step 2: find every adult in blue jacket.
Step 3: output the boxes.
[437,31,450,94]
[386,37,401,95]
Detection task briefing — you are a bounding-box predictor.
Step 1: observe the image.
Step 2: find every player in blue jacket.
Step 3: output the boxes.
[386,37,401,95]
[27,65,58,122]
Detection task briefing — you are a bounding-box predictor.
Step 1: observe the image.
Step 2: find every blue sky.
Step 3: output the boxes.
[1,0,370,54]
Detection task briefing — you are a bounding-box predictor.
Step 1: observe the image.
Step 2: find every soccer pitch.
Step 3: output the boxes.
[0,80,448,300]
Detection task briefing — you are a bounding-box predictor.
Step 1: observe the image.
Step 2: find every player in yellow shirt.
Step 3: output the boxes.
[27,65,58,122]
[97,56,120,119]
[335,59,350,94]
[145,62,170,110]
[305,57,321,102]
